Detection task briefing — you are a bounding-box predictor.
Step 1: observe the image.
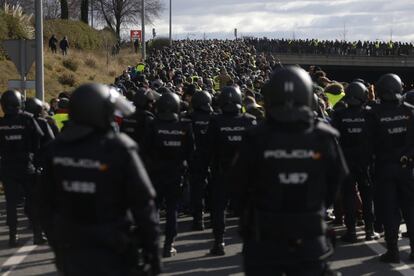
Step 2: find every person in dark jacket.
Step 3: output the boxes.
[38,84,161,275]
[0,90,45,247]
[60,36,69,56]
[232,67,348,275]
[49,34,58,54]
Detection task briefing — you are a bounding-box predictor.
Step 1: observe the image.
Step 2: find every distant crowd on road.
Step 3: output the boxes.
[246,38,414,56]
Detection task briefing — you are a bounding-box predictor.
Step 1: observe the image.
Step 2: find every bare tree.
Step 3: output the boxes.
[95,0,163,39]
[60,0,68,19]
[80,0,88,23]
[44,0,61,19]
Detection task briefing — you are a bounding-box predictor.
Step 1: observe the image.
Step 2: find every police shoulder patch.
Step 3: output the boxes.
[315,121,340,138]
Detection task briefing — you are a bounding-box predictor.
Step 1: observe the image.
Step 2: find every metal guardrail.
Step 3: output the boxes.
[270,53,414,67]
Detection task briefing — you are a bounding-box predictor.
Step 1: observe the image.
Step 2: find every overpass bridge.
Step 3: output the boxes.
[272,53,414,68]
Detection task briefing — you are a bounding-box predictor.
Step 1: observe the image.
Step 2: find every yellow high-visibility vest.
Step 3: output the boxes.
[326,92,345,108]
[52,113,69,130]
[136,63,145,73]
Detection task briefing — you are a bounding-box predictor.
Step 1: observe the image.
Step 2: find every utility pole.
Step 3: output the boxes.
[35,0,44,101]
[141,0,146,60]
[169,0,172,46]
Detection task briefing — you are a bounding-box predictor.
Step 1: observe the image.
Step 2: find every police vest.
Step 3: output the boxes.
[53,113,69,130]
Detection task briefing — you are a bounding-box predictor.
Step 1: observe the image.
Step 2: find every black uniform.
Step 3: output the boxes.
[38,83,160,275]
[206,112,256,249]
[144,116,194,254]
[368,101,414,257]
[234,120,347,275]
[120,109,155,149]
[233,66,348,275]
[186,110,212,227]
[0,111,44,244]
[332,106,376,239]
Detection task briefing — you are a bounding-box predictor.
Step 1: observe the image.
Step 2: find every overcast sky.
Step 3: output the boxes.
[148,0,414,42]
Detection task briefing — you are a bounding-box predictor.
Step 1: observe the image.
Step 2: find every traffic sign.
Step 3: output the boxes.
[130,30,142,41]
[8,80,36,90]
[2,39,36,77]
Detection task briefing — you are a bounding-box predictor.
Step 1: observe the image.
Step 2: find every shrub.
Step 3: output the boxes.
[148,37,171,51]
[88,75,96,81]
[84,57,97,68]
[62,59,79,72]
[108,70,117,77]
[44,62,53,71]
[44,20,117,50]
[58,73,77,86]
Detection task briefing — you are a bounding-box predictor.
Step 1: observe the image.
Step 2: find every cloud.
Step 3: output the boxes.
[147,0,414,42]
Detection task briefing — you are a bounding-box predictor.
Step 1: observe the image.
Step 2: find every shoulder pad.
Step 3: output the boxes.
[180,116,192,123]
[242,112,256,120]
[315,121,340,138]
[403,102,414,110]
[111,132,138,150]
[21,111,34,118]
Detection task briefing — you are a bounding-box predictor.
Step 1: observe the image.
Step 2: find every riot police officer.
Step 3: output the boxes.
[367,74,414,263]
[144,91,195,258]
[0,90,45,247]
[120,88,156,149]
[25,97,55,146]
[332,82,379,242]
[38,84,161,275]
[188,91,214,230]
[232,67,348,275]
[206,86,257,255]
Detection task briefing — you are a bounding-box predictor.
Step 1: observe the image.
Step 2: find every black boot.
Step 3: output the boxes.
[162,243,177,258]
[8,229,19,248]
[380,244,400,263]
[341,231,358,243]
[33,233,47,245]
[209,237,225,256]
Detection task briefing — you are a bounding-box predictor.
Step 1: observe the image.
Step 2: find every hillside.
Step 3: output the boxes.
[0,48,139,101]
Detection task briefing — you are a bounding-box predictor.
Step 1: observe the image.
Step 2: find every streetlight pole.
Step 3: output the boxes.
[169,0,172,46]
[141,0,146,60]
[35,0,44,101]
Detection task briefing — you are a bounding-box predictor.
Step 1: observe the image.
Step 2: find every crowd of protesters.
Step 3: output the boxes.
[247,38,414,56]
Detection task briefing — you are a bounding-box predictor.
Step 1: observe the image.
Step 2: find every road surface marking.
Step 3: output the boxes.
[1,241,37,276]
[365,240,414,276]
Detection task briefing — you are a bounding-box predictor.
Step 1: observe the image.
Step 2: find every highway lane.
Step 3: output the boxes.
[1,201,414,276]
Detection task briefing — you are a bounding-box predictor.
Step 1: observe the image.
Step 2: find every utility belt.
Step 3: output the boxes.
[250,210,326,241]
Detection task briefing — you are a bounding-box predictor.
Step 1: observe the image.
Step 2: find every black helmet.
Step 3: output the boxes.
[404,90,414,105]
[58,98,70,110]
[1,90,22,115]
[133,88,156,110]
[156,92,180,121]
[69,83,134,130]
[191,91,213,112]
[344,82,368,106]
[25,97,44,117]
[261,66,313,122]
[219,86,242,113]
[376,73,402,102]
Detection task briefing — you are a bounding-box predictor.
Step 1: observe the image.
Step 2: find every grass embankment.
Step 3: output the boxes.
[0,12,140,101]
[0,48,140,101]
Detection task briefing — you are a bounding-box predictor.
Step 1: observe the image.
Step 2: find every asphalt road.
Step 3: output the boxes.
[1,199,414,276]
